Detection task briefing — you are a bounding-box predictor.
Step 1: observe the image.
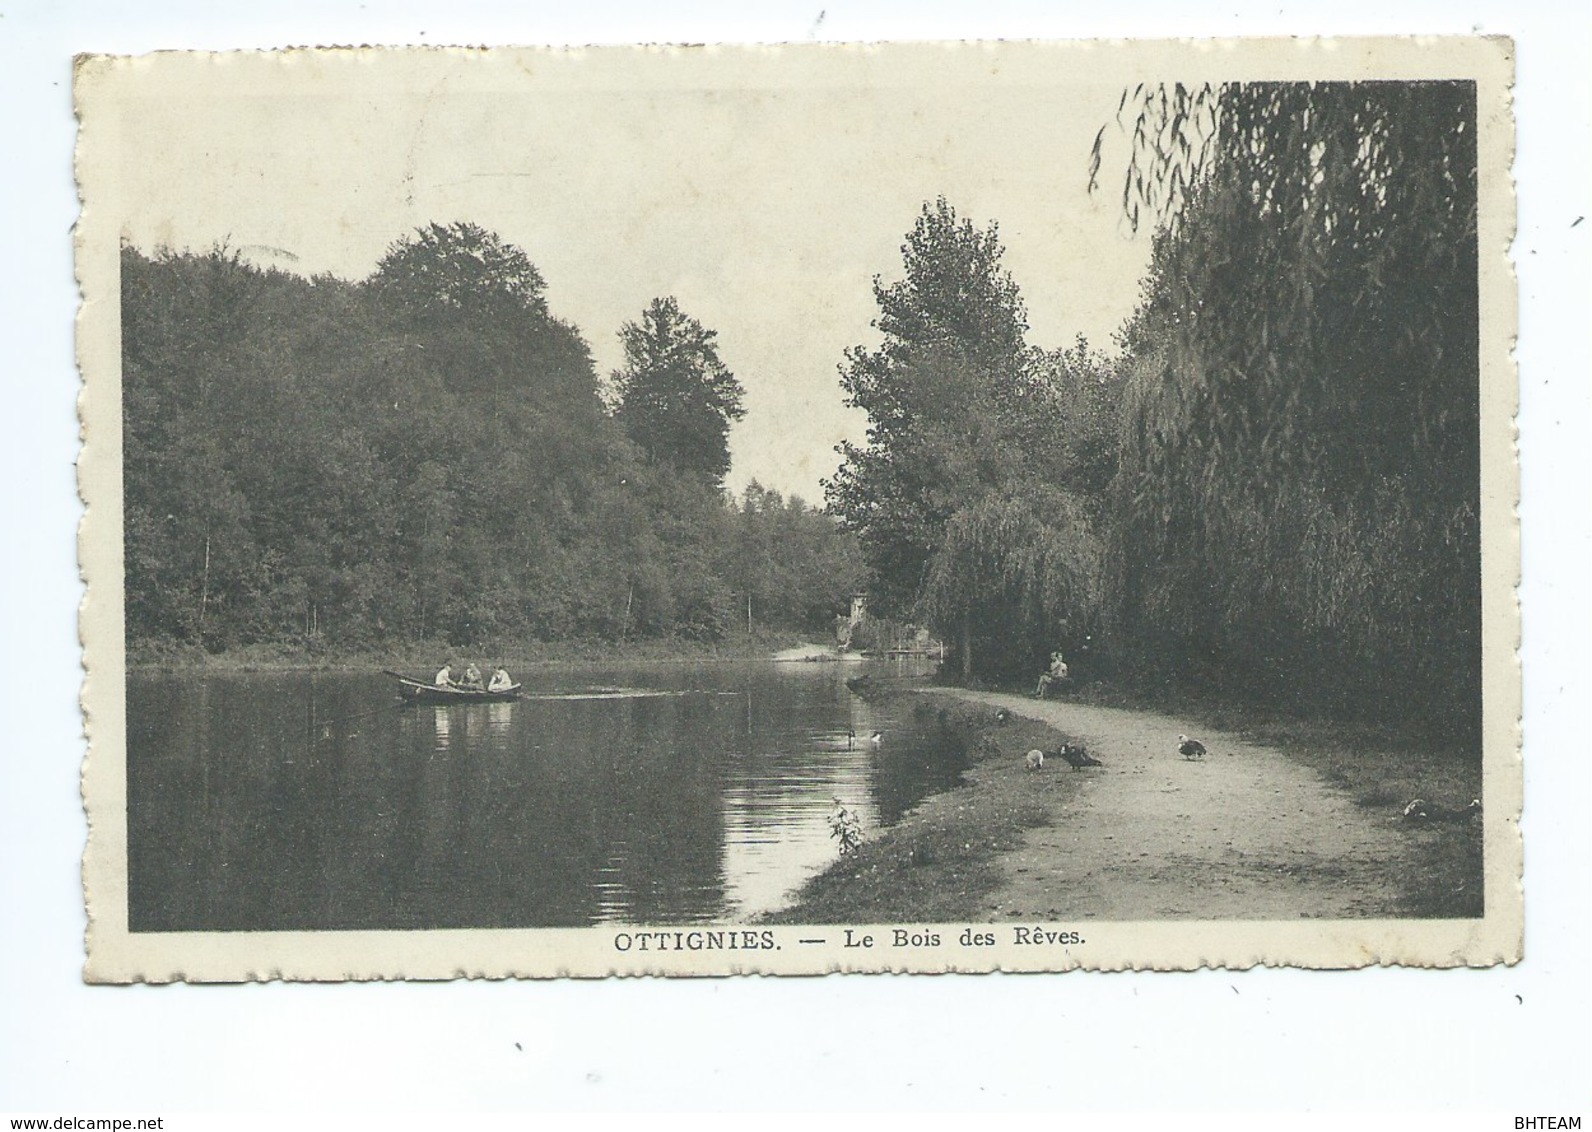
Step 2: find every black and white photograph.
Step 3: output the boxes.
[75,37,1519,980]
[4,0,1589,1118]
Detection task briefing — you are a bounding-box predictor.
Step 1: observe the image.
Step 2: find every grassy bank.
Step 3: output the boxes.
[124,630,816,673]
[767,697,1082,924]
[1228,713,1483,918]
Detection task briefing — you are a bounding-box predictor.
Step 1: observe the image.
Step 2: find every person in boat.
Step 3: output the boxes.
[1033,651,1070,698]
[461,662,484,690]
[488,666,514,692]
[434,660,455,688]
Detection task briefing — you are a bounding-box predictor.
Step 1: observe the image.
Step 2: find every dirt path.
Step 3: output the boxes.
[935,690,1414,921]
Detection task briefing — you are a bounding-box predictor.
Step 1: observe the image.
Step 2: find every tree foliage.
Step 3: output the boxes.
[612,296,747,491]
[872,196,1029,362]
[729,482,869,635]
[1100,81,1480,735]
[121,228,857,655]
[371,221,550,317]
[920,486,1103,681]
[828,199,1031,614]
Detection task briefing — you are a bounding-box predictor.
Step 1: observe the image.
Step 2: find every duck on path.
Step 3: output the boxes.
[1055,743,1103,771]
[1402,798,1482,822]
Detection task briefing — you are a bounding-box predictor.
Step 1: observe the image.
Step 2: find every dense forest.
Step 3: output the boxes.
[122,223,865,655]
[828,81,1481,740]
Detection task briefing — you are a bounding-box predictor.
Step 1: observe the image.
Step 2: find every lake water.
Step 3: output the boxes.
[126,658,961,931]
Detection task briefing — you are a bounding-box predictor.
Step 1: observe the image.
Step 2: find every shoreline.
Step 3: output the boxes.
[764,692,1080,925]
[771,685,1484,924]
[123,632,818,674]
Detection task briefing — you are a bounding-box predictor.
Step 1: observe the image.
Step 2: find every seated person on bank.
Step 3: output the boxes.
[488,666,514,692]
[1033,651,1070,698]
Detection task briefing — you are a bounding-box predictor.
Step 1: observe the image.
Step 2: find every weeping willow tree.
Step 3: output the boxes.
[920,488,1102,682]
[1098,81,1480,737]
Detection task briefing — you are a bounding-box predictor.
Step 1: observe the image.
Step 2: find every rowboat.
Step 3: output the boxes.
[390,673,522,704]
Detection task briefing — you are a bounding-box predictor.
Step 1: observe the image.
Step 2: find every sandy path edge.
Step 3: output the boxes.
[927,689,1418,921]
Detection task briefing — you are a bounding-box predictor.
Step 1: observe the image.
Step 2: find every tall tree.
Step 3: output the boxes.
[611,296,746,491]
[826,199,1109,677]
[826,198,1032,617]
[365,222,617,642]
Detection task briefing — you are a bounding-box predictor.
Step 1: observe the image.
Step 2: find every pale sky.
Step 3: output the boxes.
[108,44,1158,501]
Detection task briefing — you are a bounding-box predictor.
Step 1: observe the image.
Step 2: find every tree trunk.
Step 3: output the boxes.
[198,534,211,630]
[961,613,973,684]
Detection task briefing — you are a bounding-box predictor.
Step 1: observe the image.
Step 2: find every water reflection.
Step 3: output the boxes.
[126,659,959,932]
[485,700,514,740]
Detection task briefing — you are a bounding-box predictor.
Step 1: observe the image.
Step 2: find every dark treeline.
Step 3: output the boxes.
[828,82,1480,741]
[122,223,864,655]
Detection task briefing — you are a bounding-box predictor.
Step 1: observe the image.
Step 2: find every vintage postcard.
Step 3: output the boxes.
[77,37,1519,981]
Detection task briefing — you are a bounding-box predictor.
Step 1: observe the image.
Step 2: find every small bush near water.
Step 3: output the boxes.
[828,803,865,856]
